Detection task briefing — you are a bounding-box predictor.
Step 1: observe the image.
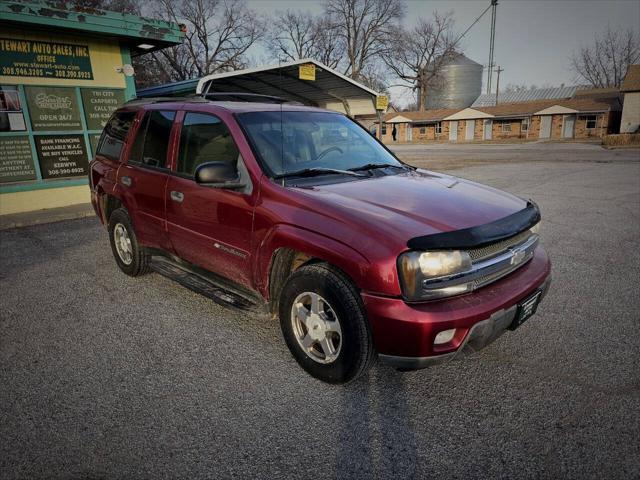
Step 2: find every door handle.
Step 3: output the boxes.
[121,176,132,187]
[170,191,184,203]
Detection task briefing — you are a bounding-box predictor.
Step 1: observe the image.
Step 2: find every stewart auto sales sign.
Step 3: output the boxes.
[0,38,93,80]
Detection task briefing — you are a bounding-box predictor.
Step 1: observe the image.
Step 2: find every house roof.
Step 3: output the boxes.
[621,65,640,92]
[471,85,578,107]
[384,108,459,123]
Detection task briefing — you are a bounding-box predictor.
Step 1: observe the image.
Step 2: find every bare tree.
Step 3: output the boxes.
[324,0,405,83]
[383,11,457,111]
[265,10,343,69]
[153,0,263,81]
[571,26,640,88]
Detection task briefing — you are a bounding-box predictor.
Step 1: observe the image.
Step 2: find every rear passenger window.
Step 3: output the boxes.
[97,111,136,161]
[129,110,175,168]
[177,112,239,177]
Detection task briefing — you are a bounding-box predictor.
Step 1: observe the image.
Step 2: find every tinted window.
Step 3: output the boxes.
[177,113,239,176]
[97,111,136,161]
[128,110,175,168]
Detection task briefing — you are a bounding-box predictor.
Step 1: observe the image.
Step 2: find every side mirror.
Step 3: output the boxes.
[195,161,246,189]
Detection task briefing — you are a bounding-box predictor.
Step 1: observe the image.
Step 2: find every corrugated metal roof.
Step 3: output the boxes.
[471,86,578,107]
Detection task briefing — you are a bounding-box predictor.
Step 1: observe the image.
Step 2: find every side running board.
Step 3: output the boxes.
[150,257,262,312]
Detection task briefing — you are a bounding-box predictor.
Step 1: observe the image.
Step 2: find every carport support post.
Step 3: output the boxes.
[377,110,383,140]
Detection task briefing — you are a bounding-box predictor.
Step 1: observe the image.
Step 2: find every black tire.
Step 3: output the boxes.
[279,263,376,384]
[108,208,150,277]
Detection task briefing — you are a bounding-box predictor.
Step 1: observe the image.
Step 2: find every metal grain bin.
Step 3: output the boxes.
[426,54,483,109]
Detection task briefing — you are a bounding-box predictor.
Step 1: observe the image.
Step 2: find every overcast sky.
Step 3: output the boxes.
[247,0,640,104]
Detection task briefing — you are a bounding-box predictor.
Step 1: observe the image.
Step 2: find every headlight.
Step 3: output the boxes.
[398,250,473,301]
[530,221,541,234]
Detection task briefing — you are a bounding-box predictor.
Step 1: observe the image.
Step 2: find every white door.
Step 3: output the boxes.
[539,115,551,138]
[563,115,575,138]
[449,121,458,141]
[466,120,475,140]
[406,123,412,142]
[484,120,492,140]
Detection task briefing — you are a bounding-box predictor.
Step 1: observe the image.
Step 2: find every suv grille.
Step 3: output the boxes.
[467,229,534,262]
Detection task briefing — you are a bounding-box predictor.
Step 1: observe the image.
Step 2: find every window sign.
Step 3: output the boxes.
[81,88,125,130]
[0,85,26,132]
[0,38,93,80]
[89,133,102,157]
[34,135,88,179]
[25,86,82,131]
[0,136,37,183]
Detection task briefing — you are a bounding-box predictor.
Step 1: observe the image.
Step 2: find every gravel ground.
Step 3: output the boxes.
[1,148,639,479]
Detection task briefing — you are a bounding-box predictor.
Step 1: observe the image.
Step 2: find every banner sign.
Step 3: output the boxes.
[0,136,37,183]
[0,38,93,80]
[25,86,82,131]
[35,135,88,179]
[81,88,125,130]
[299,63,316,81]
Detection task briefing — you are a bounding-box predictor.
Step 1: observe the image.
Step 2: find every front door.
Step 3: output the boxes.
[483,119,492,140]
[466,120,475,140]
[563,115,576,138]
[118,109,176,251]
[406,123,412,142]
[539,115,551,138]
[449,121,458,141]
[166,111,255,288]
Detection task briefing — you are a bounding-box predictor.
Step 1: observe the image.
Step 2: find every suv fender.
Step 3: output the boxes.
[256,224,371,301]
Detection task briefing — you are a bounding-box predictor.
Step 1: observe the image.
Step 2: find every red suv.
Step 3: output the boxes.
[90,96,551,384]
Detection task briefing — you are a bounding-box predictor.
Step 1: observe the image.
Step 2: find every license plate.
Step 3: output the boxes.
[510,291,542,330]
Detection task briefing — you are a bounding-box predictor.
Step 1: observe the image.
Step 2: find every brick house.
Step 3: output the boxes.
[382,94,621,144]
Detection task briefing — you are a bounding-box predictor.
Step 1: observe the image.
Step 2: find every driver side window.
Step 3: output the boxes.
[177,112,240,177]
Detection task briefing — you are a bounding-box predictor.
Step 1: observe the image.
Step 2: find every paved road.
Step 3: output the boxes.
[1,159,639,479]
[390,141,640,170]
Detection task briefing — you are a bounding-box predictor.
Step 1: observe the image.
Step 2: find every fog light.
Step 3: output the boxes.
[434,329,456,345]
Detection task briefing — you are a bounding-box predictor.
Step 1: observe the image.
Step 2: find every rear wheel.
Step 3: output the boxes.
[108,208,150,276]
[279,263,375,383]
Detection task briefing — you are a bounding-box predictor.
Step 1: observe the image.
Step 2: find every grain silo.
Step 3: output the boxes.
[425,54,483,109]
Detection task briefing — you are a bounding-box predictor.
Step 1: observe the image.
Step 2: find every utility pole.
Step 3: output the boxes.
[486,0,498,94]
[494,66,504,105]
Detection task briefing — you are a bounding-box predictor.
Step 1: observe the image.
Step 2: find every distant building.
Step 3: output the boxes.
[425,54,483,109]
[620,65,640,133]
[472,85,578,107]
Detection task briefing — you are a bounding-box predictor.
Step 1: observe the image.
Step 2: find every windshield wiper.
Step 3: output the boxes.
[274,167,367,179]
[348,163,409,172]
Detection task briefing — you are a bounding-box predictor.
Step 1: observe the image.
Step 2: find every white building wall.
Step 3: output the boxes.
[620,92,640,133]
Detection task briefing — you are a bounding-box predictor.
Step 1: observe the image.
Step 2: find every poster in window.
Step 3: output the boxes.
[0,136,37,183]
[34,135,88,179]
[25,86,82,131]
[0,85,26,132]
[81,88,125,131]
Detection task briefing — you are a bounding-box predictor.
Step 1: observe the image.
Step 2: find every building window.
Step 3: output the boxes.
[521,117,530,132]
[435,122,442,134]
[501,121,512,133]
[381,123,387,135]
[419,126,426,134]
[584,115,598,129]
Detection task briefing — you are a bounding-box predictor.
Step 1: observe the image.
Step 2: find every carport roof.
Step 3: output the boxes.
[195,59,381,107]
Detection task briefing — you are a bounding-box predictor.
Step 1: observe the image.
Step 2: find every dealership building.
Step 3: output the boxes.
[0,1,183,215]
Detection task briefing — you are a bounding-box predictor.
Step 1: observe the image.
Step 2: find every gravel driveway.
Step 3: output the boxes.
[1,147,639,479]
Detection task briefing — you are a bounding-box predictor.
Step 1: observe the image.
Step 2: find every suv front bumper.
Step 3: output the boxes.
[362,247,551,367]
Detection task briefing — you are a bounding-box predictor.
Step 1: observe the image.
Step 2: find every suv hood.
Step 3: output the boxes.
[292,169,529,251]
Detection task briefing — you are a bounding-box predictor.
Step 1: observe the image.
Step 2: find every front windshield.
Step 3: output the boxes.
[236,111,403,176]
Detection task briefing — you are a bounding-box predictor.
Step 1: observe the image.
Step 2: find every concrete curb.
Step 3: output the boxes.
[0,203,96,230]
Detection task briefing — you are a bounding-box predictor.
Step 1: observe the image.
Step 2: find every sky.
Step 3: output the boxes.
[247,0,640,105]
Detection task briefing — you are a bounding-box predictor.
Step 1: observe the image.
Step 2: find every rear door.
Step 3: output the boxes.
[118,109,176,251]
[166,111,255,288]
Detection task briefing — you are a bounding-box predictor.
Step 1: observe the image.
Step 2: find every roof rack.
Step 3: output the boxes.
[124,96,208,105]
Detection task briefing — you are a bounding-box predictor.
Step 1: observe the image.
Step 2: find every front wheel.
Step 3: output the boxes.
[279,263,375,384]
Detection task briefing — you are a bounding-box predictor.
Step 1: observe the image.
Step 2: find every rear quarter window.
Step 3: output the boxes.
[97,110,136,161]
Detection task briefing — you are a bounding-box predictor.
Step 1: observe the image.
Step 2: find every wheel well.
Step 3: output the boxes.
[102,194,123,223]
[268,248,318,316]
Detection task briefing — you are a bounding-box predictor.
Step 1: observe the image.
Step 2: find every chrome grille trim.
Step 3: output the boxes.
[467,229,534,262]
